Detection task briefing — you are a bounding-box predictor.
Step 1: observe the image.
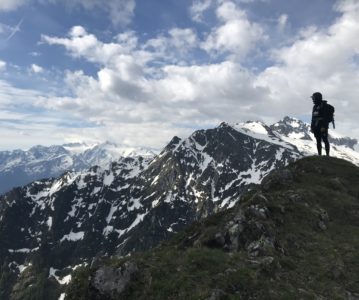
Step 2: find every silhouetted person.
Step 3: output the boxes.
[311,92,330,156]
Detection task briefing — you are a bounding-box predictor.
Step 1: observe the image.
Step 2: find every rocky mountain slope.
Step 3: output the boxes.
[0,117,359,299]
[0,142,156,195]
[66,156,359,300]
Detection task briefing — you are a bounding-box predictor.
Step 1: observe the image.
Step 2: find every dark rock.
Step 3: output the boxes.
[207,289,226,300]
[318,221,327,231]
[262,169,294,191]
[204,232,226,249]
[91,262,138,296]
[247,235,276,257]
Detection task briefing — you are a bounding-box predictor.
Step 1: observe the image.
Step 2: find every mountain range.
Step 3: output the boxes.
[0,116,359,299]
[1,117,358,197]
[0,142,156,195]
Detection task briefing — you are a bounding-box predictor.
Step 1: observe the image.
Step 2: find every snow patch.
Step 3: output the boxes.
[115,211,148,237]
[49,268,72,285]
[60,231,84,242]
[103,226,114,236]
[128,197,142,211]
[59,293,66,300]
[241,121,268,135]
[103,171,115,186]
[106,205,117,223]
[231,122,295,150]
[92,186,101,194]
[18,263,32,274]
[46,216,53,229]
[152,198,160,208]
[8,248,38,253]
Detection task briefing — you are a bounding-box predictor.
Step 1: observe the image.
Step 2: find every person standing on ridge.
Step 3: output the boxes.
[310,92,332,156]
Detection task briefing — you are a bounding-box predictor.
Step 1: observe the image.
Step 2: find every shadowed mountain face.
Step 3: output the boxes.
[0,119,358,299]
[67,157,359,300]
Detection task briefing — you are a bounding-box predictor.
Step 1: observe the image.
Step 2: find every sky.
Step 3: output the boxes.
[0,0,358,150]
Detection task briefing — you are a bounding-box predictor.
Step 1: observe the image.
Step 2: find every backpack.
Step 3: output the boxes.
[323,102,335,128]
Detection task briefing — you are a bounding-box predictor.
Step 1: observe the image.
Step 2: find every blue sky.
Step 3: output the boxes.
[0,0,358,150]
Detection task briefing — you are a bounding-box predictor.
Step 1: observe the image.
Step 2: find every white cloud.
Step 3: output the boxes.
[37,24,267,147]
[142,28,199,65]
[69,26,87,38]
[216,1,244,21]
[190,0,212,22]
[277,14,288,32]
[334,0,359,12]
[64,0,136,27]
[0,60,6,71]
[0,0,27,11]
[0,80,72,149]
[0,0,135,26]
[29,51,41,57]
[202,1,265,59]
[169,28,198,50]
[107,0,136,27]
[42,27,141,66]
[31,64,44,73]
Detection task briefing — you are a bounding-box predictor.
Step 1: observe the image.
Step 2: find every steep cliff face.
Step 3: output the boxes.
[66,156,359,300]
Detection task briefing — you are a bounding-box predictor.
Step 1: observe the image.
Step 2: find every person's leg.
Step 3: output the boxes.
[322,129,330,156]
[314,130,322,155]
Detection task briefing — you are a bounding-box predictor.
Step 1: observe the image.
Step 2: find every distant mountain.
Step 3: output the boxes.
[270,116,359,162]
[0,142,157,195]
[0,117,358,299]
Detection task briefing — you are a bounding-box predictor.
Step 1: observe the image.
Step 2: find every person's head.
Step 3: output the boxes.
[311,92,322,105]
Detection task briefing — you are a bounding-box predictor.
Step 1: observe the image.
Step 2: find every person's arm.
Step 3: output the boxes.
[310,106,315,132]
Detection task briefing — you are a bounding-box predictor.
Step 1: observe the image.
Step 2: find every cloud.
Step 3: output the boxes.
[37,24,267,146]
[190,0,212,22]
[201,1,265,59]
[69,25,87,37]
[31,64,44,73]
[0,60,6,71]
[62,0,136,27]
[42,27,141,66]
[0,0,27,11]
[169,28,198,51]
[277,14,288,32]
[0,0,135,27]
[334,0,359,12]
[0,81,67,142]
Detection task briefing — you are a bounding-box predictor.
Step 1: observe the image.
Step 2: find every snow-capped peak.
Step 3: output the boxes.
[65,141,157,159]
[63,142,98,154]
[227,121,296,151]
[273,116,303,128]
[232,120,269,136]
